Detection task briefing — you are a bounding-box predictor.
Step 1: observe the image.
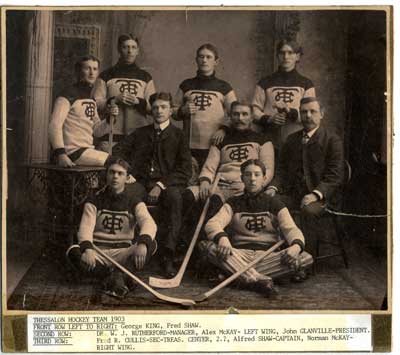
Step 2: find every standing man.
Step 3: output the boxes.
[175,43,237,169]
[266,97,344,260]
[66,157,157,298]
[112,92,192,277]
[252,39,316,152]
[93,34,156,151]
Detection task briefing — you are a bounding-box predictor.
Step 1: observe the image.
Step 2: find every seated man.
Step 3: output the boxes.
[49,55,118,167]
[183,100,274,223]
[266,97,344,258]
[66,157,157,298]
[200,159,313,295]
[112,92,192,277]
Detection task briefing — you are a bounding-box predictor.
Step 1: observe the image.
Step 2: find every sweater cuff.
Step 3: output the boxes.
[79,240,94,253]
[199,176,212,184]
[54,148,66,156]
[312,190,323,200]
[213,232,229,244]
[287,108,299,121]
[177,106,190,120]
[291,239,305,253]
[259,115,272,128]
[136,234,157,257]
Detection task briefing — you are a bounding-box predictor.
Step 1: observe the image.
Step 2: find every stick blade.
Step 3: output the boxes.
[193,294,208,303]
[149,275,180,289]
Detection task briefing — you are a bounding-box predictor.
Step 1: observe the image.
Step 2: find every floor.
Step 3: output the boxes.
[6,233,388,311]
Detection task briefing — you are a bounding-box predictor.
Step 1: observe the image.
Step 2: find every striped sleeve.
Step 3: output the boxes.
[199,145,221,184]
[259,141,274,187]
[252,84,266,120]
[48,97,71,154]
[204,203,234,242]
[135,202,157,256]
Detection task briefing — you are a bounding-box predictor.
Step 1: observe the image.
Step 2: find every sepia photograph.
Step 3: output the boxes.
[2,6,391,318]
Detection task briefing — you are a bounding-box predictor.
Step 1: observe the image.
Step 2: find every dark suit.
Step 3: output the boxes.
[113,123,192,254]
[271,126,344,254]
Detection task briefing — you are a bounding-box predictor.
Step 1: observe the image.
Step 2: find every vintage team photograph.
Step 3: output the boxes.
[3,7,391,312]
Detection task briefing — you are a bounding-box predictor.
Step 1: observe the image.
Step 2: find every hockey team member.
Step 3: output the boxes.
[252,38,316,152]
[49,55,118,167]
[66,157,157,298]
[93,34,156,151]
[183,100,274,220]
[200,159,313,295]
[112,92,192,277]
[175,43,237,169]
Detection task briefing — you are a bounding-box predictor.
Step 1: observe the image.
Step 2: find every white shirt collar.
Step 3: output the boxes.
[304,126,319,139]
[154,120,170,131]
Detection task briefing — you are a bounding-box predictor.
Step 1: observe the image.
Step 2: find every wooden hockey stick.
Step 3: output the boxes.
[92,245,195,306]
[194,240,285,302]
[149,173,221,289]
[108,98,117,155]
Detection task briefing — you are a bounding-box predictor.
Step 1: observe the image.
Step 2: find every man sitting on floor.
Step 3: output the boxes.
[66,157,157,298]
[199,159,313,295]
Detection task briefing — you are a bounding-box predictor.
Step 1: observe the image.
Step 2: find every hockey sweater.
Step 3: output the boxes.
[252,69,315,148]
[78,187,157,255]
[199,129,274,187]
[48,82,110,156]
[93,61,156,140]
[205,193,305,250]
[176,71,237,150]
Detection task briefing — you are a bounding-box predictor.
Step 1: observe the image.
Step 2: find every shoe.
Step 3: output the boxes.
[291,269,309,283]
[163,258,176,278]
[102,270,130,299]
[65,245,82,281]
[253,277,274,297]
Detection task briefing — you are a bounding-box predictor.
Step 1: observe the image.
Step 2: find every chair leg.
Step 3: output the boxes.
[334,215,349,268]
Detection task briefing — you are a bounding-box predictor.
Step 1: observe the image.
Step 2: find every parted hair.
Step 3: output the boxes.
[276,38,303,56]
[105,156,131,174]
[75,55,100,80]
[118,33,139,50]
[230,100,253,113]
[300,97,324,113]
[149,92,173,106]
[240,159,266,176]
[196,43,219,60]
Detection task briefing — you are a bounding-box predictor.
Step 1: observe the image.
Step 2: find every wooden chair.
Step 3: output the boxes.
[310,160,351,273]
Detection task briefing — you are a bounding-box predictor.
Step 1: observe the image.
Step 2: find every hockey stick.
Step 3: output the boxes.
[92,245,195,306]
[108,98,116,155]
[194,240,285,302]
[149,173,221,288]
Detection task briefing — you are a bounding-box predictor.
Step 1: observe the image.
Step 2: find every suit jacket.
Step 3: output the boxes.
[271,126,344,203]
[112,123,192,187]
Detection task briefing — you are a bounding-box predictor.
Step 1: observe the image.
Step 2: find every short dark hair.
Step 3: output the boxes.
[105,156,131,174]
[230,100,253,113]
[74,55,100,79]
[118,33,139,51]
[240,159,266,176]
[276,38,303,56]
[149,92,173,106]
[196,43,219,60]
[300,97,324,112]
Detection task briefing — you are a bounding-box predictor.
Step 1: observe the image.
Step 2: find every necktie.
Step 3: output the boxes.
[302,133,310,145]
